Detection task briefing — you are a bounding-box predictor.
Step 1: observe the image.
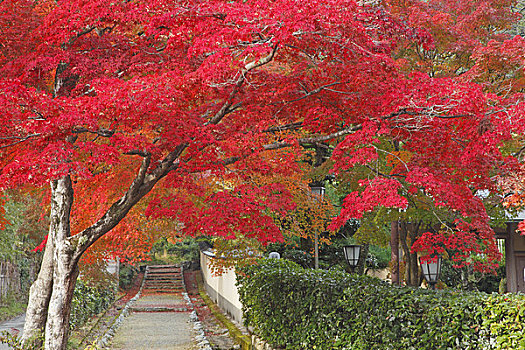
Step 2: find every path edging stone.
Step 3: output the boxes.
[97,264,213,350]
[96,272,146,348]
[181,264,213,350]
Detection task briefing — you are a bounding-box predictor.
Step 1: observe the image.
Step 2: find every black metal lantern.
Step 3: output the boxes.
[419,256,442,290]
[309,183,325,202]
[343,245,362,270]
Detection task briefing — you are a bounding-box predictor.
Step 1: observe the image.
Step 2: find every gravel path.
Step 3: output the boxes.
[110,310,196,350]
[107,266,200,350]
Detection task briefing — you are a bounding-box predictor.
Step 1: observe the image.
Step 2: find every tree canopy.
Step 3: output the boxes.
[1,0,525,348]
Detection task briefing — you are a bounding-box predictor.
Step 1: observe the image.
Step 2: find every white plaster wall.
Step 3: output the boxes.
[200,251,243,322]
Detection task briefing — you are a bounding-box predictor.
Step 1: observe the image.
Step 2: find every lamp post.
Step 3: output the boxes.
[419,256,442,290]
[343,245,362,273]
[309,183,325,269]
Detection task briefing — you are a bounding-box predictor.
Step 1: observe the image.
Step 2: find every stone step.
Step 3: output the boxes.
[145,275,182,279]
[144,278,181,282]
[141,290,184,295]
[143,284,183,289]
[131,306,190,312]
[144,278,182,283]
[146,266,180,272]
[145,273,181,278]
[144,278,182,282]
[146,272,181,277]
[142,265,184,295]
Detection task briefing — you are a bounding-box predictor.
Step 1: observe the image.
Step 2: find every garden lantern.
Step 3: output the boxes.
[343,245,361,271]
[419,256,442,290]
[309,183,325,269]
[309,184,325,200]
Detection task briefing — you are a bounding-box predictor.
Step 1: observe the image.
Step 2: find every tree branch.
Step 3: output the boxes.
[264,121,303,133]
[70,143,187,261]
[383,108,468,121]
[273,81,350,116]
[72,127,115,138]
[206,44,279,125]
[0,133,41,149]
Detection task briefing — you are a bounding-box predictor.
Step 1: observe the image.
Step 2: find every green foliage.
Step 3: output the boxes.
[367,244,391,269]
[69,279,115,330]
[483,293,525,349]
[264,242,313,268]
[282,249,313,268]
[264,239,390,271]
[0,196,32,261]
[353,209,392,247]
[0,330,42,350]
[237,259,525,350]
[150,236,201,264]
[166,238,200,262]
[118,264,138,290]
[237,259,354,349]
[0,293,25,322]
[1,191,47,261]
[441,259,506,293]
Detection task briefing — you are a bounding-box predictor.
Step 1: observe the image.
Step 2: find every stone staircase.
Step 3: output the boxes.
[141,265,185,294]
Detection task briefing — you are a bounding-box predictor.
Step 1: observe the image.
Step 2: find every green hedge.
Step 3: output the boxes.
[237,259,525,350]
[69,279,115,330]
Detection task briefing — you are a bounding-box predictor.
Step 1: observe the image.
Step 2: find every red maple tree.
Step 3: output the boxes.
[1,0,524,348]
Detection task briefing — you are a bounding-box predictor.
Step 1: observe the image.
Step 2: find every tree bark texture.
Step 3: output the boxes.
[390,221,400,285]
[23,177,77,350]
[22,219,54,347]
[44,176,75,350]
[399,221,421,287]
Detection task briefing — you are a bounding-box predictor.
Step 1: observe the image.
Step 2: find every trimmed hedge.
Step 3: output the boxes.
[237,259,525,350]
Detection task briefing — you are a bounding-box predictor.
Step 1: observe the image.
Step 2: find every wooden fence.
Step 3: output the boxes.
[0,261,20,302]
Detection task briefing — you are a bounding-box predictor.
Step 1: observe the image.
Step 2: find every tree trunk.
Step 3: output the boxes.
[44,176,75,350]
[23,150,178,349]
[22,235,54,347]
[45,261,78,350]
[399,221,421,286]
[23,176,77,350]
[390,221,400,285]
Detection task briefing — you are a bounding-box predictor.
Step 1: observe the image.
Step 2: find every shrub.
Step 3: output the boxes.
[237,259,525,350]
[119,264,138,290]
[167,238,200,262]
[69,279,115,330]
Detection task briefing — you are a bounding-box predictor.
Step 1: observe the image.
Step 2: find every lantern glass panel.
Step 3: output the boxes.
[420,256,442,284]
[309,186,325,202]
[343,245,361,268]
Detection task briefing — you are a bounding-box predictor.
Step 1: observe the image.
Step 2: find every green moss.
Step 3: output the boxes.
[196,273,252,350]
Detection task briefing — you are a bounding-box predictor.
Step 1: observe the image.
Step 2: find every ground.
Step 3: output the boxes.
[184,270,238,350]
[72,268,239,350]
